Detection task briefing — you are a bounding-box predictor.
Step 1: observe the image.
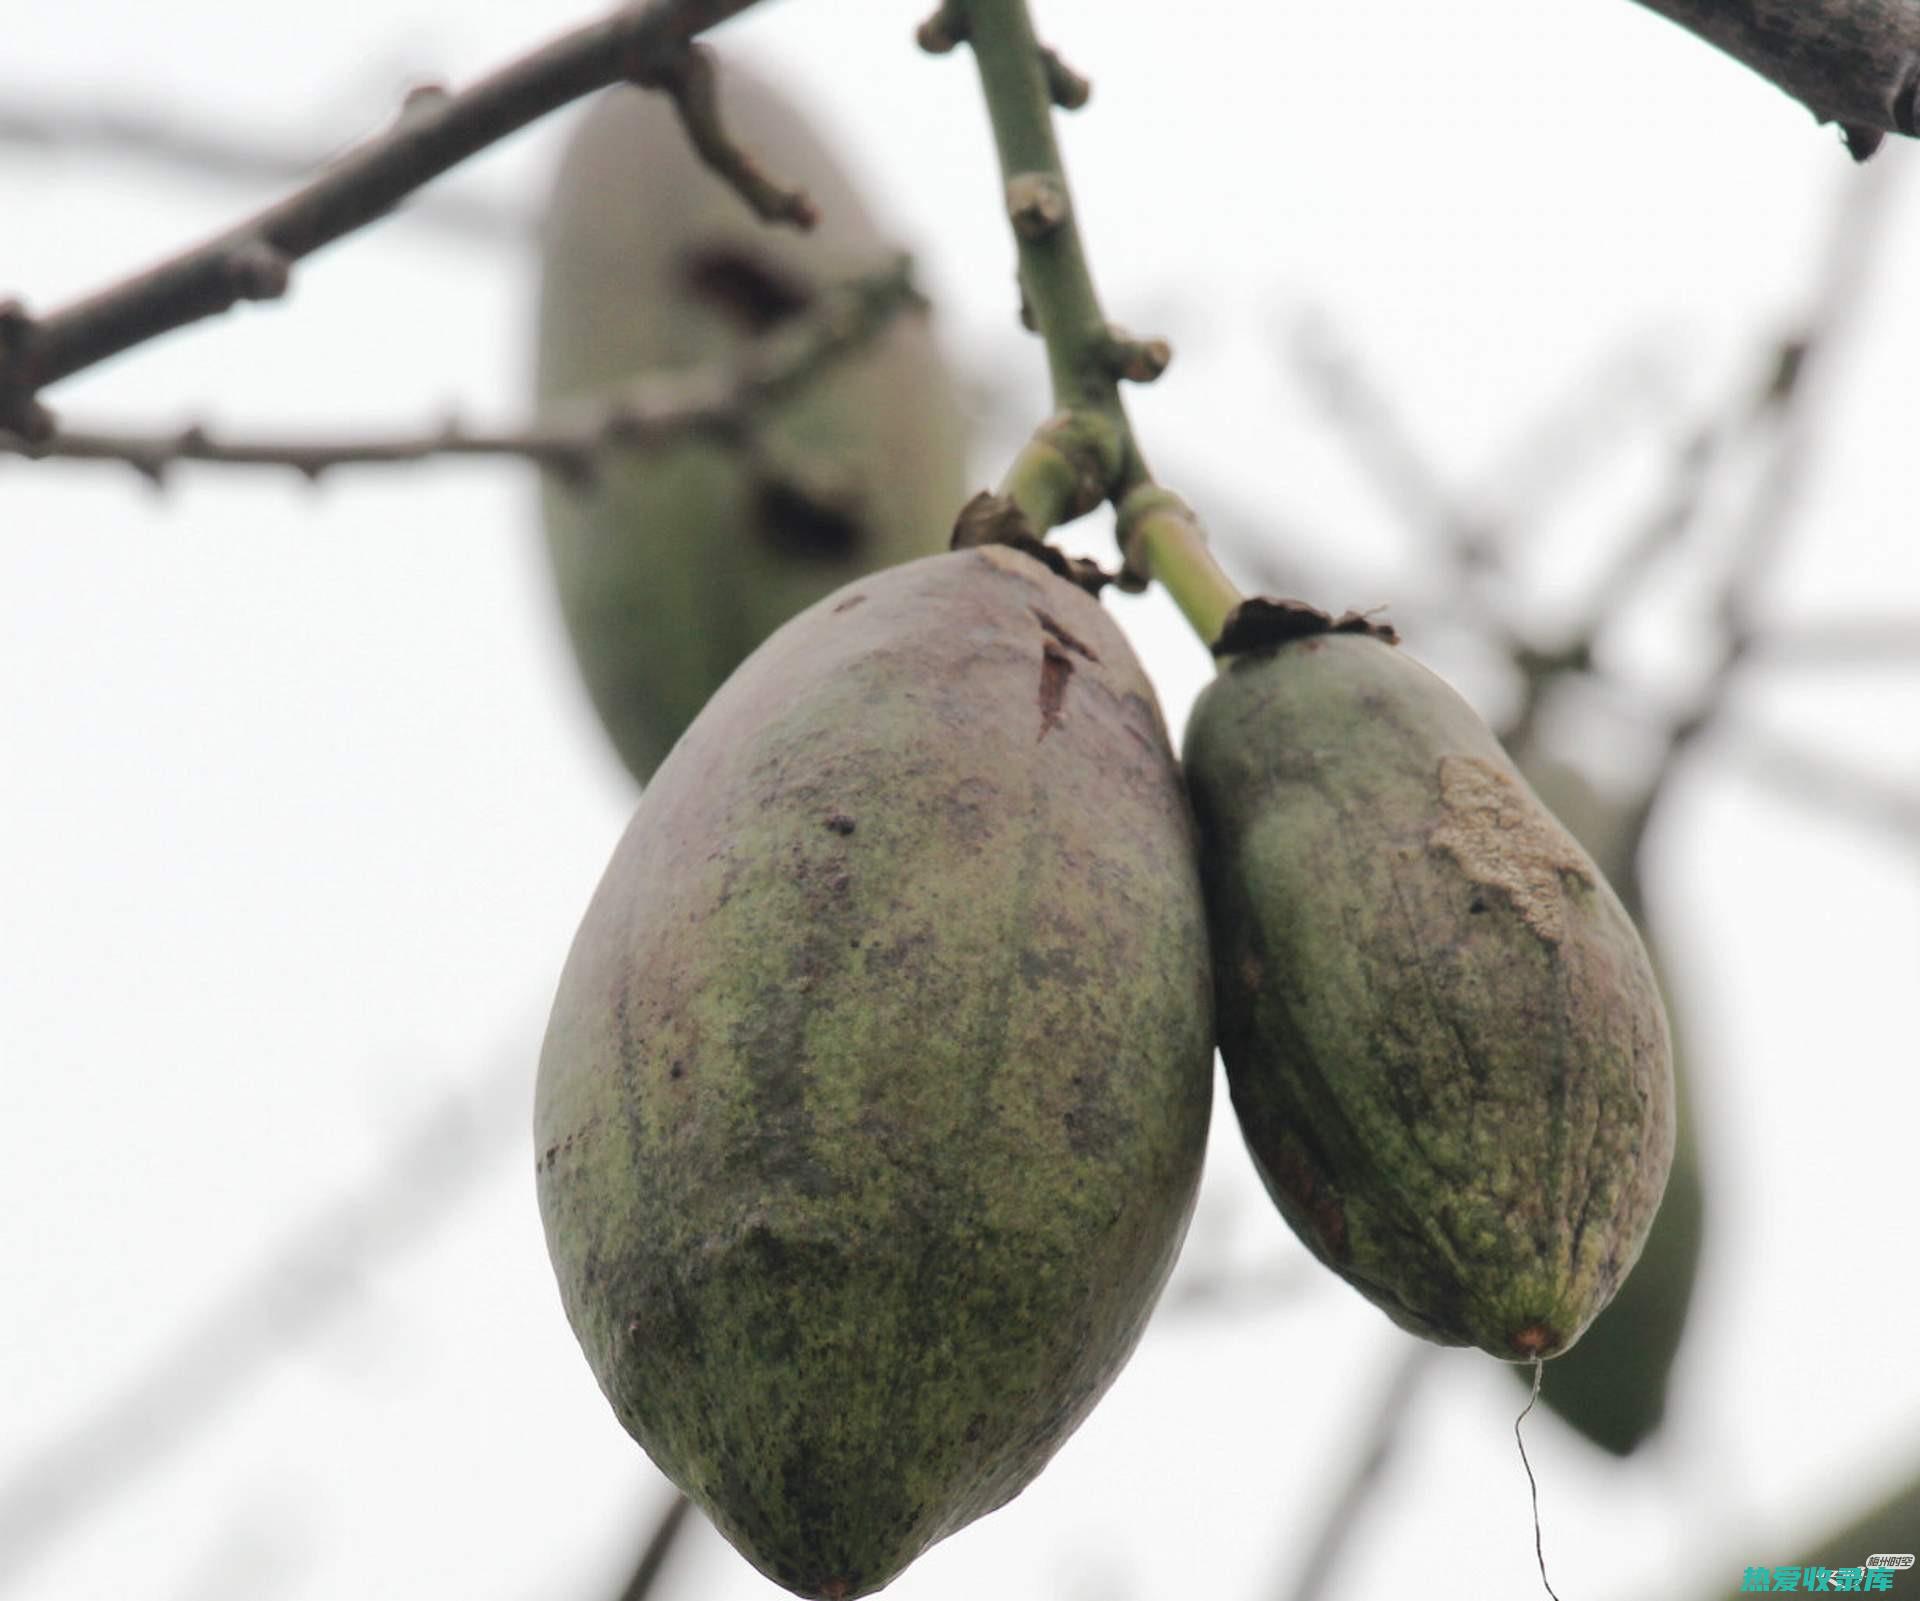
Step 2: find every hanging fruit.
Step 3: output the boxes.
[536,547,1214,1598]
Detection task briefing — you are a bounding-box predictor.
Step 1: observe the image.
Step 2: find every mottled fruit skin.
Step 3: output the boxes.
[1183,633,1675,1359]
[535,71,968,783]
[535,547,1214,1597]
[1509,759,1705,1452]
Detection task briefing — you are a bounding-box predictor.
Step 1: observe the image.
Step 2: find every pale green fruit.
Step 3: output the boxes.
[534,68,968,782]
[536,548,1214,1598]
[1184,628,1676,1360]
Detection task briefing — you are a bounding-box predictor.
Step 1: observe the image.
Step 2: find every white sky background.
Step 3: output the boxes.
[2,1,1918,1598]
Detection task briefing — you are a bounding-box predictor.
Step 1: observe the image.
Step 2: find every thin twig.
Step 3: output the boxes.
[1718,722,1920,843]
[1605,155,1900,871]
[629,44,817,227]
[0,1055,529,1591]
[1284,313,1495,573]
[0,259,923,485]
[0,91,531,241]
[0,0,777,436]
[611,1492,696,1601]
[1281,1343,1438,1601]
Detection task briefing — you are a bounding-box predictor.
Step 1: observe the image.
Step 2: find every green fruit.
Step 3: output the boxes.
[1182,623,1676,1360]
[534,69,968,783]
[535,547,1214,1598]
[1510,759,1706,1453]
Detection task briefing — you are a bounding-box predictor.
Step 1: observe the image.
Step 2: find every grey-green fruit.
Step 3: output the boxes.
[1183,628,1676,1360]
[534,70,968,783]
[535,547,1214,1598]
[1510,759,1706,1453]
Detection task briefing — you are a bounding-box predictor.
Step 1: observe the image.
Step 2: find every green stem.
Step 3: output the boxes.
[1117,485,1242,649]
[959,0,1119,422]
[948,0,1247,654]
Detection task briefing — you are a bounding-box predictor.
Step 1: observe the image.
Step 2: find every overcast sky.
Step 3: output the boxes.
[3,2,1918,1598]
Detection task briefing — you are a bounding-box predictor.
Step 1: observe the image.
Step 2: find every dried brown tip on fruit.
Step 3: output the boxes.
[1509,1323,1563,1359]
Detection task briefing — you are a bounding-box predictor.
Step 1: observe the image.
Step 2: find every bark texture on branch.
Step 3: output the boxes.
[1632,0,1920,157]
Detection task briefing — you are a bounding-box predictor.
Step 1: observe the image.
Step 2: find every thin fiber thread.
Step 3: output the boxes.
[1515,1357,1562,1600]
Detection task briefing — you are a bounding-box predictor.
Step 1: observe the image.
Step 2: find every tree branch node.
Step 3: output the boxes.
[224,240,293,302]
[1005,171,1068,240]
[630,44,818,229]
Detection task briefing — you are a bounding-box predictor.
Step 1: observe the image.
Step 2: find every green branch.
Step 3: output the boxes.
[924,0,1248,652]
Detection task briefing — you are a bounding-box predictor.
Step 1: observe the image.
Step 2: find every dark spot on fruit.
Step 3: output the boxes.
[824,813,856,835]
[1469,895,1488,914]
[669,1060,686,1080]
[678,243,813,333]
[1269,1137,1348,1258]
[755,478,865,559]
[831,593,867,613]
[1038,640,1073,739]
[1030,607,1099,660]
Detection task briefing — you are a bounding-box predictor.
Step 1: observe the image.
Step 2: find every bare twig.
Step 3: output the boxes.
[1627,0,1920,158]
[1280,1343,1439,1601]
[0,91,531,241]
[1284,313,1495,574]
[0,1055,528,1591]
[1465,335,1680,536]
[0,0,777,436]
[629,44,818,227]
[1601,155,1898,869]
[0,259,923,485]
[610,1492,696,1601]
[1718,722,1920,843]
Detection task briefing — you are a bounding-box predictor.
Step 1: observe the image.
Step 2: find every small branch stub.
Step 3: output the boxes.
[1040,47,1091,110]
[1006,172,1069,240]
[914,3,967,53]
[224,240,292,302]
[1101,326,1172,384]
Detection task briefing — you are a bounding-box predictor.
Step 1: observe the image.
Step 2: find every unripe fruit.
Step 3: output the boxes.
[535,547,1214,1598]
[1183,620,1675,1360]
[534,70,968,782]
[1511,759,1705,1451]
